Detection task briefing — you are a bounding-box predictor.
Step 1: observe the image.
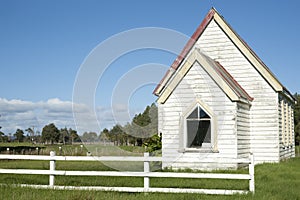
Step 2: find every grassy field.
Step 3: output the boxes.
[0,142,148,157]
[0,156,299,200]
[2,142,296,157]
[0,142,45,147]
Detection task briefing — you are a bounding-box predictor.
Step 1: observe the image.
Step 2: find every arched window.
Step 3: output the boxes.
[185,105,211,148]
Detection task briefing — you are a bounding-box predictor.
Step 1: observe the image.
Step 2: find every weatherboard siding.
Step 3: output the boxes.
[193,19,280,164]
[278,94,295,159]
[161,61,239,170]
[236,102,250,159]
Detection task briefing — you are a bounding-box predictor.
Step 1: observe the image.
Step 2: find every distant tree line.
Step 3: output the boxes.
[41,124,80,144]
[98,103,159,148]
[70,103,159,148]
[0,124,80,145]
[0,103,159,150]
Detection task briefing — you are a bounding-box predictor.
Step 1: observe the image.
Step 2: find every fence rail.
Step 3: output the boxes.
[0,152,255,195]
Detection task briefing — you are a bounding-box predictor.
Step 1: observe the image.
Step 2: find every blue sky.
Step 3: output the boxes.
[0,0,300,134]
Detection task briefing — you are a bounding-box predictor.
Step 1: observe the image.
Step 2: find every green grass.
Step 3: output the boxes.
[0,143,89,156]
[118,145,145,153]
[0,142,149,156]
[43,144,88,156]
[0,142,45,147]
[84,144,145,156]
[0,186,235,200]
[0,157,300,199]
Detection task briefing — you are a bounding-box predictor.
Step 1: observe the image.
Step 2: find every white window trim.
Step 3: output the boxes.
[182,100,218,152]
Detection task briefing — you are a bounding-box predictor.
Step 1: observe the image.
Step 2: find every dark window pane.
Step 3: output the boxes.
[187,107,198,119]
[187,121,199,147]
[200,109,210,119]
[202,121,211,143]
[187,120,211,148]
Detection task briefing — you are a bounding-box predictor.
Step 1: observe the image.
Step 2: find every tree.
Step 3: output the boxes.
[25,127,35,143]
[103,103,158,147]
[143,133,162,153]
[0,132,8,142]
[35,130,42,144]
[14,129,25,142]
[82,132,98,143]
[42,123,60,144]
[69,128,80,144]
[130,103,158,146]
[0,129,6,142]
[123,123,136,146]
[59,127,69,145]
[99,128,109,142]
[109,124,127,146]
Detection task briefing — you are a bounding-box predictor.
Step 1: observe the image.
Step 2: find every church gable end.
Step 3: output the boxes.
[156,8,295,168]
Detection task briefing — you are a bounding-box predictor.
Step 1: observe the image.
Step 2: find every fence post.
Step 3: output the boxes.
[249,153,255,193]
[144,152,150,191]
[49,151,56,186]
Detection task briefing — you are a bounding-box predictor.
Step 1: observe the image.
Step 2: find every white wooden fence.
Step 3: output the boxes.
[0,152,255,195]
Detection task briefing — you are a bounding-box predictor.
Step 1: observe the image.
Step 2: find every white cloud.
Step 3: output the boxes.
[0,98,136,135]
[0,98,36,113]
[0,98,86,134]
[42,98,73,113]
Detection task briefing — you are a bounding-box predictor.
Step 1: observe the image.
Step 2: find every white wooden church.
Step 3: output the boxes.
[153,8,296,169]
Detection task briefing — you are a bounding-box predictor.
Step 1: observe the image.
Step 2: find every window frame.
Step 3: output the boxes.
[183,102,216,152]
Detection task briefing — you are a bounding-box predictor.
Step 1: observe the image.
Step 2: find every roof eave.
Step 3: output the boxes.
[281,87,296,104]
[156,49,253,104]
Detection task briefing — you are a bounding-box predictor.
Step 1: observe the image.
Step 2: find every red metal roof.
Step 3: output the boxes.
[201,52,254,102]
